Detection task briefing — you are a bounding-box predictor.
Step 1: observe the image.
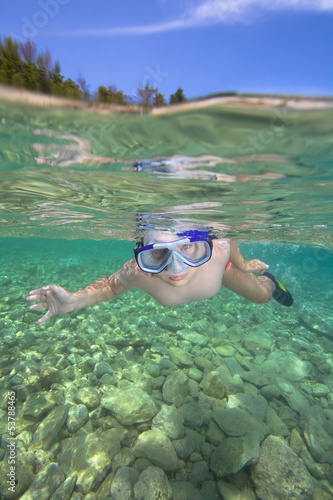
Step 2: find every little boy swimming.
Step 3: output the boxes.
[26,230,293,325]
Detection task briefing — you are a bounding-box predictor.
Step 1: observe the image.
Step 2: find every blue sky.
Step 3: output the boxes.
[2,0,333,99]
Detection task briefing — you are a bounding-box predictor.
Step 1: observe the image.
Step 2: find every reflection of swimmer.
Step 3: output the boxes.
[33,129,127,167]
[132,155,286,182]
[33,130,287,181]
[26,227,293,325]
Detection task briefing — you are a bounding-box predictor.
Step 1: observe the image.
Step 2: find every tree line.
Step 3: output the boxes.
[0,35,186,107]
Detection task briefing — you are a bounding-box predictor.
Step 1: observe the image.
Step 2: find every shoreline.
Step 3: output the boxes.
[0,84,332,115]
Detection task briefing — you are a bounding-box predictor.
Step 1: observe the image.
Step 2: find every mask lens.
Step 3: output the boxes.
[136,237,212,273]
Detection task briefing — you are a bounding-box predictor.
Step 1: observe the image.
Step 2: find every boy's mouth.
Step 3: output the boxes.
[169,274,186,281]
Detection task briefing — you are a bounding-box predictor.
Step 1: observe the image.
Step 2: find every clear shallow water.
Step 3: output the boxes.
[1,99,333,498]
[0,100,332,244]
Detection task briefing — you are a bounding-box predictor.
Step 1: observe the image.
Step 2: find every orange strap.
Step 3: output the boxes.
[225,259,231,271]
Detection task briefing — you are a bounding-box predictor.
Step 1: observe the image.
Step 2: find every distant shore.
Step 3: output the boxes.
[0,83,332,115]
[0,84,140,114]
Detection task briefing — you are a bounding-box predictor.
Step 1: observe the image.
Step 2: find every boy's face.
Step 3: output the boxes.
[146,232,201,286]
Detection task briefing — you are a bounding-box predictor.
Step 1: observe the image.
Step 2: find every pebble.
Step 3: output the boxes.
[152,404,185,440]
[171,480,204,500]
[134,430,179,472]
[59,429,121,494]
[66,404,89,433]
[21,392,55,419]
[178,330,209,346]
[134,466,173,500]
[163,371,189,407]
[210,434,262,477]
[110,466,139,500]
[169,347,193,367]
[75,387,101,409]
[251,435,314,499]
[101,386,157,426]
[226,393,268,421]
[32,405,69,450]
[200,371,225,399]
[212,408,269,441]
[20,462,65,500]
[93,361,114,378]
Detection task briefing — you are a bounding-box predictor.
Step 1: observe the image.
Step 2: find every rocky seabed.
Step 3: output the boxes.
[1,291,333,500]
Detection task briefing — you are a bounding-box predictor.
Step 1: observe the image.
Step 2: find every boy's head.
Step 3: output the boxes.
[134,229,216,284]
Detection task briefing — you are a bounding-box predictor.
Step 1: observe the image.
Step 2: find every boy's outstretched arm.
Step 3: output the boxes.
[229,240,269,274]
[26,260,140,324]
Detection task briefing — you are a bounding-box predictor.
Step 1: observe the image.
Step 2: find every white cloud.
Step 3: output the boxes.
[57,0,333,37]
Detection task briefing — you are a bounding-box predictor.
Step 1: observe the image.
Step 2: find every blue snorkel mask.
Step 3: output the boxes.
[134,230,216,274]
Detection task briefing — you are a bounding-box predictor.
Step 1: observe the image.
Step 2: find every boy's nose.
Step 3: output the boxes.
[168,258,186,275]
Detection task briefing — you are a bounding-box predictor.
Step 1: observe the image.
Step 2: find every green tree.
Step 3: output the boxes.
[62,78,82,99]
[137,82,157,108]
[153,91,166,107]
[97,85,110,103]
[169,87,186,104]
[108,85,127,105]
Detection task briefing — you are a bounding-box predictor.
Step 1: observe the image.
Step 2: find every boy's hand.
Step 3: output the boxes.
[244,259,269,274]
[26,285,75,324]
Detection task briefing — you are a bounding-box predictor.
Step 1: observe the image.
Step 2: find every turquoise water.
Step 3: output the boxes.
[0,99,333,498]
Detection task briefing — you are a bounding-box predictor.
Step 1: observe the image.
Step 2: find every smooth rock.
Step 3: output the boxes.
[101,386,157,426]
[32,405,69,450]
[240,371,270,388]
[59,429,121,494]
[20,463,65,500]
[200,371,225,399]
[21,392,55,419]
[265,406,289,437]
[226,393,268,421]
[217,480,256,500]
[189,460,210,487]
[210,434,262,477]
[179,401,203,430]
[277,378,310,415]
[169,347,193,367]
[171,480,204,500]
[49,473,77,500]
[212,408,269,441]
[178,330,209,346]
[206,420,225,445]
[303,410,333,464]
[243,330,274,354]
[260,351,313,382]
[112,446,135,469]
[251,435,314,499]
[93,361,114,378]
[163,371,189,407]
[152,405,185,440]
[39,367,61,388]
[302,382,330,397]
[134,430,179,472]
[66,404,89,433]
[75,387,101,409]
[188,367,203,382]
[145,361,161,378]
[214,345,236,357]
[110,466,139,500]
[260,384,281,401]
[134,466,173,500]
